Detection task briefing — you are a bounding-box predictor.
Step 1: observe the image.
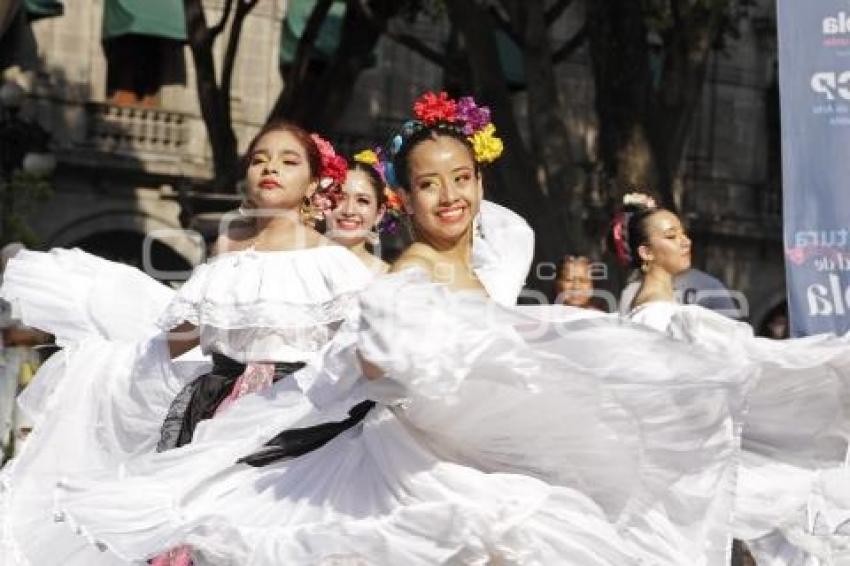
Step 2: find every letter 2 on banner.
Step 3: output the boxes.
[778,1,850,336]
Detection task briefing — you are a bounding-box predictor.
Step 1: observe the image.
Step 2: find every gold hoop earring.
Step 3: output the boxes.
[299,196,318,227]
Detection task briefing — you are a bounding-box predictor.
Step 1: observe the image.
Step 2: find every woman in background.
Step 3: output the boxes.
[613,193,850,565]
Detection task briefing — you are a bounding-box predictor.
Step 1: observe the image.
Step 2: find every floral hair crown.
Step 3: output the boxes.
[382,91,504,187]
[353,147,405,235]
[610,192,658,267]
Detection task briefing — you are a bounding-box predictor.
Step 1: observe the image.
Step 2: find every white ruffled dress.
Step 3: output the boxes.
[0,244,373,565]
[629,302,850,564]
[0,201,533,566]
[31,267,754,566]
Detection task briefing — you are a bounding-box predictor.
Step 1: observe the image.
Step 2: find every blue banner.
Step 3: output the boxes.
[778,1,850,336]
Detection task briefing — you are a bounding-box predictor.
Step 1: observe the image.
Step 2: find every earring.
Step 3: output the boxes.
[299,196,317,226]
[367,225,380,246]
[641,260,650,273]
[474,215,483,239]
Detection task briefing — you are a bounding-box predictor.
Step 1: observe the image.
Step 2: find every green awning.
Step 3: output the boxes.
[495,30,525,88]
[24,0,63,21]
[102,0,186,42]
[280,0,347,66]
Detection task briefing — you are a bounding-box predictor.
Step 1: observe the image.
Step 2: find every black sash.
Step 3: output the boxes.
[156,354,305,452]
[237,400,375,467]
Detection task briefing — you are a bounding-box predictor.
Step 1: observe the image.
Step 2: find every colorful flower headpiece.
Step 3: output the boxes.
[311,133,348,189]
[382,91,504,187]
[610,192,658,267]
[353,147,405,235]
[306,133,347,222]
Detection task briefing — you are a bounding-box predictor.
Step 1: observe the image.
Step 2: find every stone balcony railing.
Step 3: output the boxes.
[84,102,190,155]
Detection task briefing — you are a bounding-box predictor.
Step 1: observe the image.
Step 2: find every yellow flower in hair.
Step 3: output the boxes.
[353,149,379,166]
[468,123,503,164]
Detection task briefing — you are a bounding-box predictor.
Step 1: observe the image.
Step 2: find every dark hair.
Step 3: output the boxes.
[556,254,592,280]
[348,160,387,209]
[608,203,665,270]
[391,123,479,191]
[241,120,321,179]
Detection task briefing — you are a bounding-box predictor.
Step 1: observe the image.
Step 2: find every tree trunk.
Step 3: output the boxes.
[268,0,401,133]
[268,0,334,125]
[310,1,400,131]
[514,0,587,251]
[586,0,656,199]
[184,0,240,191]
[646,11,723,211]
[587,0,730,211]
[445,0,570,289]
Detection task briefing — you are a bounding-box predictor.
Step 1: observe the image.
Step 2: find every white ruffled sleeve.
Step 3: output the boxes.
[1,248,176,345]
[472,200,535,306]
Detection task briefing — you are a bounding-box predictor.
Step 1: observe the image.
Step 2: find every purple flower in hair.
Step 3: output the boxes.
[456,96,491,135]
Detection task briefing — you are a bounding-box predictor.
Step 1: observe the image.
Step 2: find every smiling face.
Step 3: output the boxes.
[637,210,692,276]
[327,169,385,247]
[401,135,482,248]
[244,129,317,213]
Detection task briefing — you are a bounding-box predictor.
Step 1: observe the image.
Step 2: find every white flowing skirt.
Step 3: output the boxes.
[49,274,753,565]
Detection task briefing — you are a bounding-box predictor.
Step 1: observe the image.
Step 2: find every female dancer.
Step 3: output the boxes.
[611,194,850,564]
[0,121,375,565]
[323,151,393,274]
[48,93,752,565]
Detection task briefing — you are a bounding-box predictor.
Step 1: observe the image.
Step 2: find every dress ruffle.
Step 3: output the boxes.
[156,246,372,362]
[1,248,175,345]
[53,271,753,565]
[156,246,371,330]
[0,337,210,565]
[0,246,377,565]
[630,302,850,560]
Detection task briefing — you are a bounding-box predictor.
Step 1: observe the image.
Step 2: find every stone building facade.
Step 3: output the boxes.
[3,0,785,328]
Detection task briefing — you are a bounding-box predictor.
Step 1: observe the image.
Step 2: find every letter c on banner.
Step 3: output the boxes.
[812,72,837,99]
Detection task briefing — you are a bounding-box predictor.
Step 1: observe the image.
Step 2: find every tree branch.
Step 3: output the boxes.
[551,23,587,63]
[210,0,235,39]
[384,29,448,68]
[487,4,525,48]
[184,0,213,47]
[545,0,574,25]
[222,0,259,115]
[350,0,448,67]
[287,0,334,85]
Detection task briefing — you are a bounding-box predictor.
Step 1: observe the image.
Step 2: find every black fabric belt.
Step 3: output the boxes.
[157,353,306,452]
[157,353,376,467]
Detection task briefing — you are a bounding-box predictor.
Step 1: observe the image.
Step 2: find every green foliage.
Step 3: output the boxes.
[1,171,53,247]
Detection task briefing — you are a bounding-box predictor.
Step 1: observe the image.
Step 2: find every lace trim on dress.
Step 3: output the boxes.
[157,292,359,331]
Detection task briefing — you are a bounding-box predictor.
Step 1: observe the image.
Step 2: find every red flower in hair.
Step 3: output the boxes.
[311,133,335,163]
[413,91,457,125]
[610,212,631,267]
[324,154,348,187]
[310,133,348,187]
